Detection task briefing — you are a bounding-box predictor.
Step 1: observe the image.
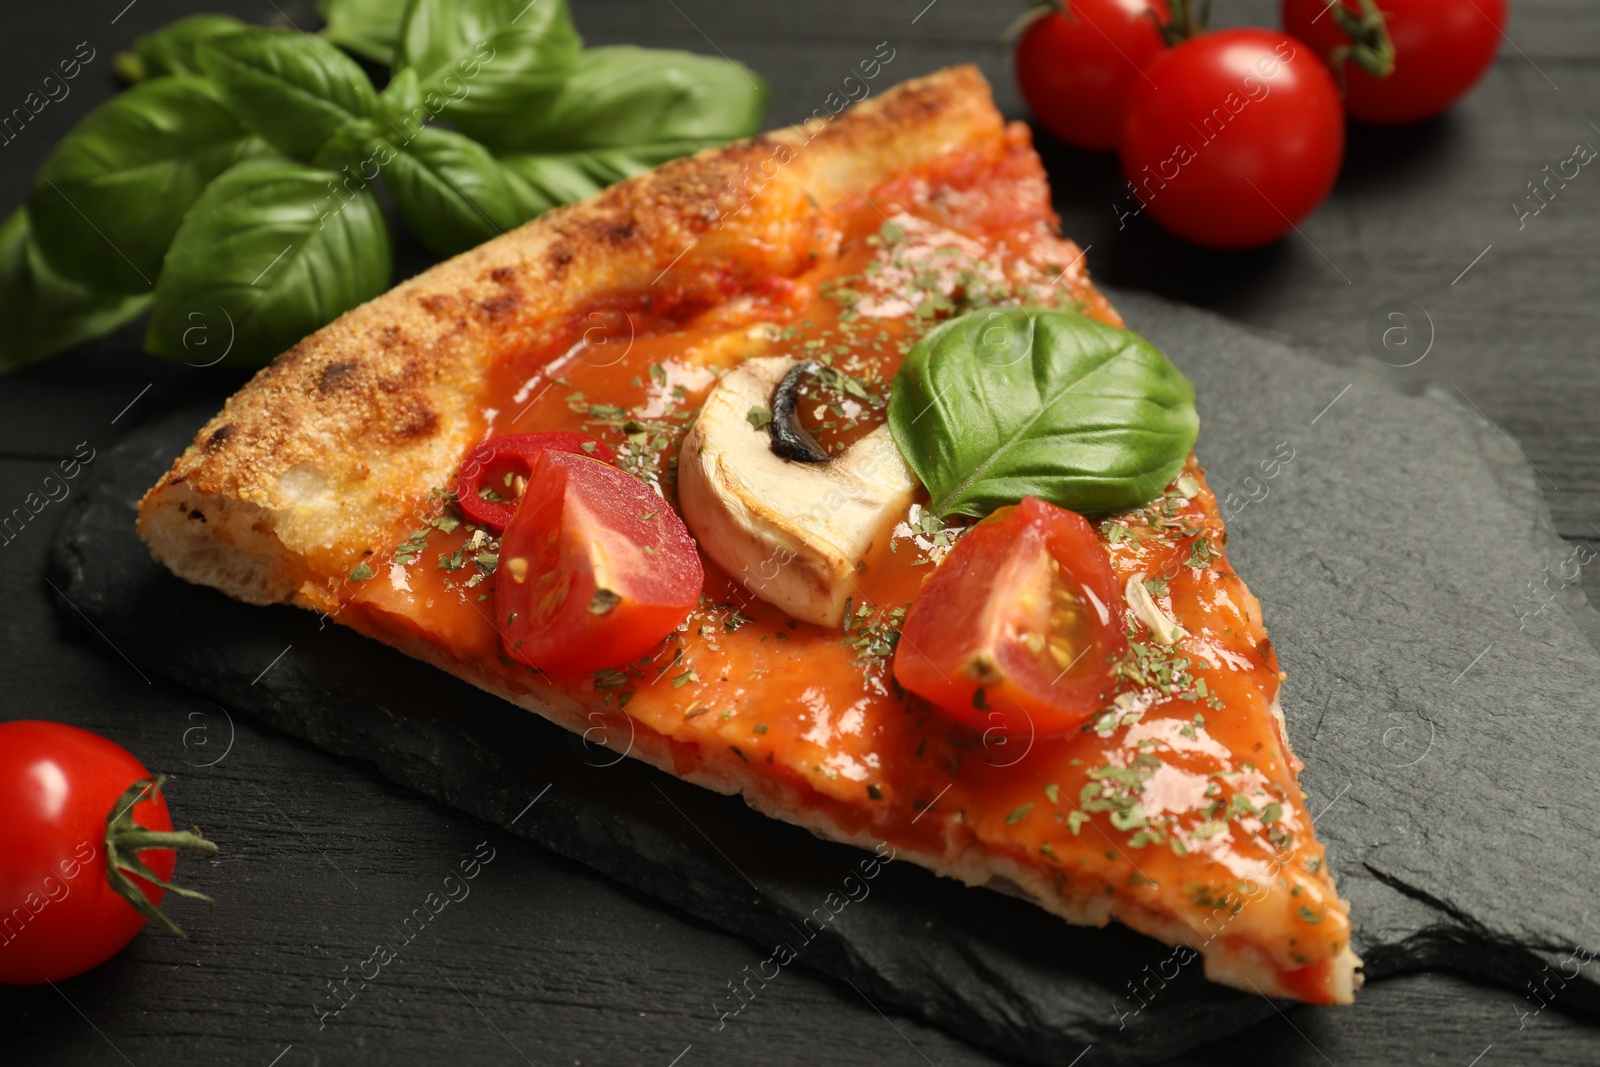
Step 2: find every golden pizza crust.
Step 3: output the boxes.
[138,66,1005,604]
[138,65,1357,1005]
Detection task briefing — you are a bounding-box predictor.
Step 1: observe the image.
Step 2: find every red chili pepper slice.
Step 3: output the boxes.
[455,432,615,531]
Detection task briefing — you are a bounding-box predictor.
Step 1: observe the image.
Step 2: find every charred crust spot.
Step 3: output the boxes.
[188,508,207,523]
[376,358,425,395]
[489,266,518,284]
[316,360,361,393]
[479,294,518,320]
[205,424,236,453]
[394,403,438,441]
[418,294,454,318]
[874,82,945,131]
[545,246,574,278]
[604,217,638,244]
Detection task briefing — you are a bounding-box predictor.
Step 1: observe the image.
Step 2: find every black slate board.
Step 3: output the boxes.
[47,289,1600,1065]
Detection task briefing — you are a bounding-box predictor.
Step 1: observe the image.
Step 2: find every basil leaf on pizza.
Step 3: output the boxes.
[888,308,1199,518]
[0,210,150,372]
[477,46,768,153]
[26,76,257,294]
[197,28,380,160]
[394,0,581,143]
[146,155,391,367]
[380,127,523,255]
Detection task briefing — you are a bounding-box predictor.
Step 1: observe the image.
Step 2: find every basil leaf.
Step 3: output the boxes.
[0,209,150,374]
[887,308,1199,517]
[309,118,382,171]
[480,45,767,153]
[27,76,258,294]
[498,140,720,218]
[394,0,581,142]
[317,0,406,65]
[197,28,379,161]
[115,14,246,82]
[376,127,522,255]
[379,66,422,118]
[147,155,391,368]
[488,47,765,219]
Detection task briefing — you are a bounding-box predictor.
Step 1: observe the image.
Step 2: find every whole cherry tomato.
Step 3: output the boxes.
[0,721,216,985]
[893,498,1125,738]
[496,450,704,674]
[1119,27,1345,248]
[1283,0,1506,125]
[1014,0,1171,151]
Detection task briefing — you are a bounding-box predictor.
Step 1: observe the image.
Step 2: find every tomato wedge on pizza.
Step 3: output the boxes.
[138,66,1359,1004]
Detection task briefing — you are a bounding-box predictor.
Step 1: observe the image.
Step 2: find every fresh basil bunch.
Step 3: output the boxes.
[888,307,1200,516]
[1,0,768,373]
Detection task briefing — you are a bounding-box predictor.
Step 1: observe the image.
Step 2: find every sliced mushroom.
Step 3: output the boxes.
[678,356,918,628]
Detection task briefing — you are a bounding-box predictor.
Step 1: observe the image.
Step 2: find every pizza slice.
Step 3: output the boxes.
[137,66,1359,1004]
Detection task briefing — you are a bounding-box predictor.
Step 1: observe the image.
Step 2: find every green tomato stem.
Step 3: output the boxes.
[103,774,219,939]
[1160,0,1211,46]
[1328,0,1397,81]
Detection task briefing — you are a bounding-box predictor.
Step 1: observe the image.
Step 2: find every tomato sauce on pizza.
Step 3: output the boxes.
[338,124,1351,1001]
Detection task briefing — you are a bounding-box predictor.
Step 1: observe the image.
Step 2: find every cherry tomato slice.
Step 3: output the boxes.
[457,432,615,531]
[495,450,704,674]
[1283,0,1505,125]
[894,497,1125,737]
[1015,0,1170,151]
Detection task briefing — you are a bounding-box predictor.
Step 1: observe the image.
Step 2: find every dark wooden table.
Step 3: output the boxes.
[3,1,1596,1064]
